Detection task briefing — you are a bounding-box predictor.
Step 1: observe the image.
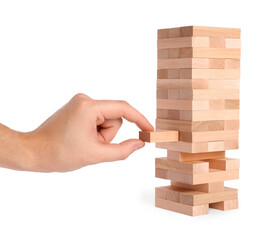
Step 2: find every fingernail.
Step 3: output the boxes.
[134,143,144,151]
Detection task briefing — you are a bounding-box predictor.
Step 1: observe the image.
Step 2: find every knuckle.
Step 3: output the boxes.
[72,93,91,100]
[120,100,129,106]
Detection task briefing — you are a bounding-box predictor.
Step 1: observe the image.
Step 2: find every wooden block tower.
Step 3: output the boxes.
[140,26,240,216]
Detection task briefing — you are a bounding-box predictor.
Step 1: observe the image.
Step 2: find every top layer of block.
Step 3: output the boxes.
[158,26,241,39]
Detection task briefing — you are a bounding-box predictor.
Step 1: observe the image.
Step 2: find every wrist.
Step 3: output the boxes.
[0,124,36,171]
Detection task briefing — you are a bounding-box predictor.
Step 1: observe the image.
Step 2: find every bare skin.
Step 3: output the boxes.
[0,93,153,172]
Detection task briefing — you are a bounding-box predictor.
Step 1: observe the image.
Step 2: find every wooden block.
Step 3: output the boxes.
[179,89,239,100]
[224,120,239,130]
[179,130,238,143]
[157,37,209,49]
[157,79,209,89]
[179,110,239,121]
[210,199,238,211]
[209,59,225,69]
[205,157,240,170]
[158,29,168,39]
[155,157,209,174]
[171,181,224,193]
[155,168,168,179]
[209,37,225,48]
[180,26,240,38]
[180,47,240,59]
[178,151,225,162]
[156,186,181,202]
[225,59,240,69]
[157,99,209,111]
[209,100,225,110]
[208,79,240,90]
[157,89,168,99]
[179,187,238,206]
[168,28,181,38]
[225,99,240,109]
[157,58,209,69]
[167,150,180,160]
[226,38,241,48]
[157,49,169,59]
[160,168,239,185]
[224,140,239,150]
[157,109,180,120]
[168,48,180,58]
[155,197,209,216]
[208,141,225,152]
[139,130,179,143]
[168,89,180,99]
[156,141,208,153]
[180,69,240,79]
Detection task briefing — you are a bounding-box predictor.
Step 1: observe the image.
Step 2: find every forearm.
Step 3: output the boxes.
[0,123,33,171]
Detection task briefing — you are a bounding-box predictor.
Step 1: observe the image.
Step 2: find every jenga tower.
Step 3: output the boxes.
[140,26,240,216]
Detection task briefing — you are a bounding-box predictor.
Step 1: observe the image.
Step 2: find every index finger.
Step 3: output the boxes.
[93,100,154,131]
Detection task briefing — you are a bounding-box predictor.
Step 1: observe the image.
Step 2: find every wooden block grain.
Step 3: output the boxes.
[179,187,238,206]
[157,99,209,111]
[180,69,240,79]
[180,47,240,59]
[226,38,241,48]
[156,119,225,132]
[205,157,240,170]
[139,130,179,143]
[157,168,239,184]
[171,181,224,193]
[155,157,209,174]
[155,196,209,216]
[209,37,225,48]
[179,110,239,121]
[210,199,238,211]
[178,151,226,162]
[157,37,209,49]
[156,141,232,153]
[179,130,239,143]
[180,26,240,38]
[157,109,180,120]
[157,79,209,89]
[179,89,239,100]
[157,58,209,69]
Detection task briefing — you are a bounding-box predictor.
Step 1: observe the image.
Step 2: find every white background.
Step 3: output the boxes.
[0,0,265,239]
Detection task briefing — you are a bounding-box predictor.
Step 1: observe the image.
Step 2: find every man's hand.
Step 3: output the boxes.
[0,94,153,172]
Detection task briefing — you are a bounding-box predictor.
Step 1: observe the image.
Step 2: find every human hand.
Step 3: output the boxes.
[16,94,153,172]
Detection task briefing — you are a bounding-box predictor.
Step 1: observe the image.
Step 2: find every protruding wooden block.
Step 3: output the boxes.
[210,199,238,211]
[171,181,224,193]
[155,157,209,174]
[155,197,209,216]
[139,130,179,143]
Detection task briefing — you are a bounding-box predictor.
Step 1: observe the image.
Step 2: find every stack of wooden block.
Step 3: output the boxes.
[154,26,240,216]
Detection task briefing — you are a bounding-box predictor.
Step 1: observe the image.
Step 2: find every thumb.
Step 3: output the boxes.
[97,139,145,162]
